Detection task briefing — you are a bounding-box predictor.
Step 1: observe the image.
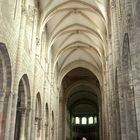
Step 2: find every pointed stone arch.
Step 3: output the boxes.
[34,92,42,140]
[58,60,103,87]
[45,103,49,140]
[121,33,138,140]
[0,42,12,94]
[0,42,12,139]
[14,74,31,140]
[51,111,55,140]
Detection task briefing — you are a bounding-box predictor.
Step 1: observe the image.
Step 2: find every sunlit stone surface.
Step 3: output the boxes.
[0,0,140,140]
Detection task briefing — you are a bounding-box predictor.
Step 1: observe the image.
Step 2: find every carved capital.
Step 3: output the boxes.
[27,5,35,22]
[18,107,26,114]
[22,5,27,15]
[45,123,48,127]
[34,8,38,15]
[36,37,40,46]
[111,0,116,8]
[35,117,42,122]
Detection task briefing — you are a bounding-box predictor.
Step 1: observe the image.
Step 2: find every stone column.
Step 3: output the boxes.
[9,0,29,139]
[133,1,140,139]
[41,120,45,140]
[34,117,42,140]
[34,117,38,140]
[19,107,26,140]
[0,94,4,139]
[58,97,65,140]
[30,74,38,140]
[51,126,54,140]
[44,123,48,140]
[25,107,31,140]
[109,1,123,140]
[30,8,40,138]
[8,94,18,140]
[3,93,14,140]
[98,96,102,140]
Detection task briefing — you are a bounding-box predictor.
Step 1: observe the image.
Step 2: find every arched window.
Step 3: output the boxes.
[72,117,75,124]
[82,117,87,124]
[75,117,80,124]
[35,93,42,140]
[88,117,93,124]
[94,116,97,124]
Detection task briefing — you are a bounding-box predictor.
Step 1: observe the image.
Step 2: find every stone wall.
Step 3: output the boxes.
[0,0,140,140]
[0,0,59,140]
[108,0,140,140]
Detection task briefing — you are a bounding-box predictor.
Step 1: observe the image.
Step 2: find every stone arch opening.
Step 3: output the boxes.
[0,43,12,139]
[0,42,12,93]
[59,67,101,140]
[34,92,42,140]
[45,103,49,139]
[14,74,31,140]
[120,33,138,139]
[51,111,55,140]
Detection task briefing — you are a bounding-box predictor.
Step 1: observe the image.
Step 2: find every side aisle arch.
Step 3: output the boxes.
[0,42,12,139]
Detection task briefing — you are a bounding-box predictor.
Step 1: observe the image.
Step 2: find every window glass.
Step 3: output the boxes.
[94,116,97,124]
[82,117,87,124]
[88,117,93,124]
[72,117,75,124]
[75,117,80,124]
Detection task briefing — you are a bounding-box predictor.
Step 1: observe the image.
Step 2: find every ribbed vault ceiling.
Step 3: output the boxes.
[39,0,108,83]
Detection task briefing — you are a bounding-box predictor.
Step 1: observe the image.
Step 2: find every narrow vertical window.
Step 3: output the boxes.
[75,117,80,124]
[94,116,97,124]
[72,117,75,124]
[88,117,93,124]
[82,117,87,124]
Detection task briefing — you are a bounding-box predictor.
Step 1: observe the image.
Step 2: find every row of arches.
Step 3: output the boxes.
[74,116,97,125]
[0,43,54,140]
[13,72,55,140]
[0,31,137,140]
